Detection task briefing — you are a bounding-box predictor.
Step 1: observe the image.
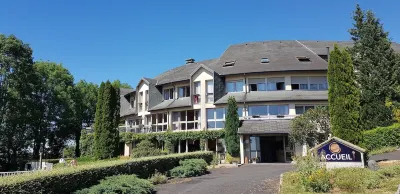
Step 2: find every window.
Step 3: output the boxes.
[297,56,311,62]
[295,105,316,114]
[163,88,174,100]
[207,108,225,129]
[145,91,149,111]
[206,80,214,103]
[178,86,190,98]
[248,105,289,116]
[319,55,328,62]
[150,112,168,132]
[267,77,285,91]
[130,96,135,109]
[139,92,143,112]
[261,58,270,63]
[249,78,266,91]
[226,80,244,92]
[172,110,200,130]
[223,61,235,67]
[309,77,328,90]
[193,82,201,104]
[291,77,308,90]
[237,106,244,118]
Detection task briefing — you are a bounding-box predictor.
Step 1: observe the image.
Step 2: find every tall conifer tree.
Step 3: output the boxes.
[224,97,240,157]
[328,45,361,144]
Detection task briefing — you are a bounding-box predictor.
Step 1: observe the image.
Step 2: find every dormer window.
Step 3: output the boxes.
[163,88,174,100]
[261,58,270,63]
[296,56,311,62]
[223,61,235,67]
[130,97,135,109]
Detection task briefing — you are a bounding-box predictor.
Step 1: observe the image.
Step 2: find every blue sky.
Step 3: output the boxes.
[1,0,399,85]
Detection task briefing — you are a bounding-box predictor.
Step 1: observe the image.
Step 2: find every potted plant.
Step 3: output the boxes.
[251,157,259,164]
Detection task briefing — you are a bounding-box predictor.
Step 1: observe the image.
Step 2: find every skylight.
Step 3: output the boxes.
[296,56,311,62]
[223,61,235,67]
[261,58,270,63]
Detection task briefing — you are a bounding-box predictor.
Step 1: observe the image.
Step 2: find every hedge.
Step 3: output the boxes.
[0,151,213,194]
[362,123,400,151]
[120,130,225,143]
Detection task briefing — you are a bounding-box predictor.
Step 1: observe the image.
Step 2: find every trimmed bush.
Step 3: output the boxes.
[0,151,213,194]
[362,123,400,151]
[170,159,208,178]
[75,174,153,194]
[131,140,167,158]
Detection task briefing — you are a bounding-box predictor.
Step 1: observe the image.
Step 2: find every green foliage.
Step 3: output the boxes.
[306,168,332,193]
[349,4,399,130]
[225,152,240,164]
[149,170,168,185]
[369,146,398,156]
[94,81,120,159]
[112,79,132,89]
[362,123,400,150]
[74,174,154,194]
[378,165,400,178]
[332,168,384,192]
[224,97,240,157]
[0,151,213,193]
[328,45,362,144]
[290,106,330,147]
[131,140,166,158]
[120,130,225,143]
[170,159,208,178]
[63,146,76,158]
[80,130,95,157]
[211,154,220,167]
[200,139,206,151]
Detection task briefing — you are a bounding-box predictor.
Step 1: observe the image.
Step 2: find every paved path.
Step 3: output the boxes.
[370,149,400,161]
[155,164,293,194]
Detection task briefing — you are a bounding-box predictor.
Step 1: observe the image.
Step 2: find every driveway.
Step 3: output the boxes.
[370,149,400,161]
[155,164,293,194]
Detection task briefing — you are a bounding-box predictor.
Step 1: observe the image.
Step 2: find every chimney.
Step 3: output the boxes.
[326,47,330,61]
[186,58,195,64]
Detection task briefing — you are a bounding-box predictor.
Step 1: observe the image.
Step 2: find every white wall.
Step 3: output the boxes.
[192,68,215,130]
[137,81,150,118]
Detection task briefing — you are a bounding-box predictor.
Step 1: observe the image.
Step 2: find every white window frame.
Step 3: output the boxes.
[248,105,289,116]
[206,80,214,103]
[172,110,201,131]
[178,85,190,98]
[193,81,201,104]
[163,88,174,100]
[226,79,244,92]
[130,96,135,109]
[207,108,225,129]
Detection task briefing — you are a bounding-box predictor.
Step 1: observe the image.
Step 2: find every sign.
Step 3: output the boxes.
[316,140,362,162]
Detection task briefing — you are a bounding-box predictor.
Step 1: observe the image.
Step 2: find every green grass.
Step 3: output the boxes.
[369,146,398,156]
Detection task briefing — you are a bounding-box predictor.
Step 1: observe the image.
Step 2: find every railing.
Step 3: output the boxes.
[0,171,31,177]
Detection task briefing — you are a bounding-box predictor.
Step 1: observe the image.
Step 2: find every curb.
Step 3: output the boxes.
[278,173,284,193]
[396,184,400,194]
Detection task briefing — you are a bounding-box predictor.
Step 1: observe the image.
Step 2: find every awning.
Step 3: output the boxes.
[238,119,292,134]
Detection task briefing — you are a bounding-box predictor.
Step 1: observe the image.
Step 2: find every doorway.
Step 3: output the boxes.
[259,136,284,162]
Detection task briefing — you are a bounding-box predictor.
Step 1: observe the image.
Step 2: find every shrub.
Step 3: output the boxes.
[211,154,220,167]
[0,151,213,194]
[170,159,208,178]
[332,168,383,192]
[75,174,153,194]
[63,146,76,158]
[306,168,332,192]
[378,165,400,177]
[149,170,168,185]
[225,153,240,164]
[362,123,400,151]
[131,140,167,158]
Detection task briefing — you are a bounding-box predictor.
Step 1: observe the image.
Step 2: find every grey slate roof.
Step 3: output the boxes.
[238,119,292,134]
[154,59,218,85]
[120,88,136,117]
[208,41,329,75]
[214,90,328,104]
[149,97,191,111]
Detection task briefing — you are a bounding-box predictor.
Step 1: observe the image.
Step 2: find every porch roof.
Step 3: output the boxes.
[237,119,291,134]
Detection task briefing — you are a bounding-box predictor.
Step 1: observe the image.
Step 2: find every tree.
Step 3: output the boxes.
[0,34,36,170]
[349,4,399,129]
[328,45,361,144]
[224,97,240,157]
[290,107,331,147]
[112,80,132,89]
[75,80,98,157]
[94,81,120,159]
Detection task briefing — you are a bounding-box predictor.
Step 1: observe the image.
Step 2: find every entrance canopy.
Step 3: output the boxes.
[238,119,291,134]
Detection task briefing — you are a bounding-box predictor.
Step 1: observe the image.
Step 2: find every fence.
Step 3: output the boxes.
[0,171,31,177]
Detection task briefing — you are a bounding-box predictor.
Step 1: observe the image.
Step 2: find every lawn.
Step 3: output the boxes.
[280,162,400,194]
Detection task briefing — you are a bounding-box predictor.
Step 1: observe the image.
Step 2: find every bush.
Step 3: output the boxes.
[63,146,76,158]
[170,159,208,178]
[225,153,240,164]
[307,168,332,192]
[149,170,168,185]
[362,123,400,151]
[378,165,400,177]
[131,140,167,158]
[75,174,153,194]
[0,151,213,194]
[332,168,383,192]
[211,154,220,167]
